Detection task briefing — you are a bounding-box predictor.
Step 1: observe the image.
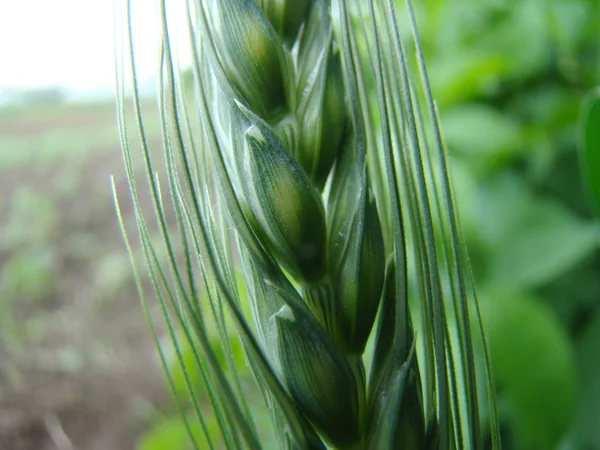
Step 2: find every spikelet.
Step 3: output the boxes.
[202,0,391,445]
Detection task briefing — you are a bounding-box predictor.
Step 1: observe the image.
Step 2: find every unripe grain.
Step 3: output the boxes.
[297,48,346,188]
[256,0,311,43]
[327,139,386,354]
[270,304,365,448]
[241,110,327,284]
[212,0,292,120]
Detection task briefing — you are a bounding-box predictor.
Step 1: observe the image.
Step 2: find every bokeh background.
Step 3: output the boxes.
[0,0,598,449]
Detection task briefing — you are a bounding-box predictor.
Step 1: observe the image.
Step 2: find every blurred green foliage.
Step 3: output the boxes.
[416,0,599,448]
[480,291,577,450]
[579,89,600,215]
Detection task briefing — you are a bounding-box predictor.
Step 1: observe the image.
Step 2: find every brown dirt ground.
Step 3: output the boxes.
[0,101,170,450]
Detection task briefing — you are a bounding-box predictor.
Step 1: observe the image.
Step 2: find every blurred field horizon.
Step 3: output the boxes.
[0,93,173,449]
[1,0,599,449]
[0,1,193,445]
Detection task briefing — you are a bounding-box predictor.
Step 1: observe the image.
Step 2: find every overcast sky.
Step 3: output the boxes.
[0,0,191,94]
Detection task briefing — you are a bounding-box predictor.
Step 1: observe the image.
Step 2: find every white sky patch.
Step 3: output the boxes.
[0,0,192,94]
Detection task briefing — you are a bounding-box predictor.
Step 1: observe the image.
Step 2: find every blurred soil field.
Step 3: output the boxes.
[0,99,168,450]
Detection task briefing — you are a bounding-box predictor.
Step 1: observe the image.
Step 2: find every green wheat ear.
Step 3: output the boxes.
[114,0,501,448]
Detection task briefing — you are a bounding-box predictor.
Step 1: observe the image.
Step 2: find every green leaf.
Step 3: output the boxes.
[478,176,599,289]
[429,51,510,106]
[513,86,581,132]
[442,105,523,170]
[482,1,550,79]
[480,291,577,450]
[547,0,590,60]
[486,196,598,289]
[571,310,600,449]
[448,159,480,240]
[579,88,600,217]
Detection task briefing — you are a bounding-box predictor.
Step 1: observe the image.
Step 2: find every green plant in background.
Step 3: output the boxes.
[580,88,600,217]
[576,86,600,450]
[115,0,501,448]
